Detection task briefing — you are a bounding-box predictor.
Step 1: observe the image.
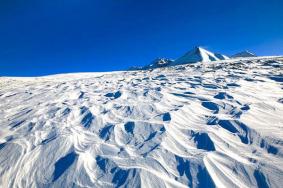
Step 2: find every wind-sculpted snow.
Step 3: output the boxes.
[0,57,283,188]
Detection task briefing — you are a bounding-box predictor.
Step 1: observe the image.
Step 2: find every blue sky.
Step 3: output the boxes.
[0,0,282,76]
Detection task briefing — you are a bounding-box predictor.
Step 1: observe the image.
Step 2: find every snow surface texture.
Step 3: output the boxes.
[0,57,283,188]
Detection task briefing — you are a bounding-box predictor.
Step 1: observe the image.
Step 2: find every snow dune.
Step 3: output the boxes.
[0,57,283,187]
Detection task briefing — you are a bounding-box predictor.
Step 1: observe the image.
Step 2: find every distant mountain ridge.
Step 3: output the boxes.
[129,47,258,70]
[130,46,230,70]
[231,51,257,58]
[143,58,174,69]
[128,58,174,71]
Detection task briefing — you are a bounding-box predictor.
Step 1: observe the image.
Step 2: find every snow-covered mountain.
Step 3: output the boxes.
[231,51,257,58]
[0,56,283,188]
[142,58,174,70]
[172,47,229,65]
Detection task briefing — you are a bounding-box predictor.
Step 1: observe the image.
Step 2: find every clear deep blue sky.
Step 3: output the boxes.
[0,0,283,76]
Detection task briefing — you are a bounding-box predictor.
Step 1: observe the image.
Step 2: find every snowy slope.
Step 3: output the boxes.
[173,47,229,65]
[214,53,230,60]
[0,57,283,188]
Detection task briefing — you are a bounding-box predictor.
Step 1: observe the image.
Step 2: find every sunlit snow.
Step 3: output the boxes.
[0,57,283,187]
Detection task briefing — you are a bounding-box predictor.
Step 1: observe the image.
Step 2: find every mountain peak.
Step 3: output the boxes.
[194,46,202,50]
[172,47,229,65]
[133,58,174,70]
[193,46,206,53]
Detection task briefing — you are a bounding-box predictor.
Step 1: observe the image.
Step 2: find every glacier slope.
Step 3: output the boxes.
[0,57,283,188]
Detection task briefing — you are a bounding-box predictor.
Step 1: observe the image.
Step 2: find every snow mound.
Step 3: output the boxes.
[0,57,283,188]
